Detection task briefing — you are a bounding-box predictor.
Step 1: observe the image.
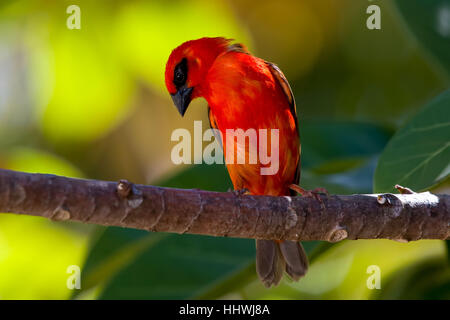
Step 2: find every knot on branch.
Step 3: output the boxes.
[328,226,348,242]
[377,193,403,218]
[116,179,143,209]
[51,206,71,221]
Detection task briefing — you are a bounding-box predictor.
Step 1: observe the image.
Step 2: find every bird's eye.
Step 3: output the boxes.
[173,58,188,88]
[175,70,185,84]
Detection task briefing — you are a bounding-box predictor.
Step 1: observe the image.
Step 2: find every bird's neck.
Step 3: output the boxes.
[188,39,231,99]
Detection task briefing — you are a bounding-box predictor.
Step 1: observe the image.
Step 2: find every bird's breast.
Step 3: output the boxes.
[202,53,300,195]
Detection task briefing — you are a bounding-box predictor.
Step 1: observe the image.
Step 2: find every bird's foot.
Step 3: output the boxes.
[229,188,250,197]
[395,184,416,194]
[289,184,328,201]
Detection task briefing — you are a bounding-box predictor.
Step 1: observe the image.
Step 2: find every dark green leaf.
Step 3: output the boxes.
[99,234,255,299]
[374,90,450,192]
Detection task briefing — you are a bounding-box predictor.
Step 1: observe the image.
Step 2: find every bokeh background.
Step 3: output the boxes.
[0,0,449,299]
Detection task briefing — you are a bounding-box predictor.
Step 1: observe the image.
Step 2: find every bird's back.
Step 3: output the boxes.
[204,51,300,196]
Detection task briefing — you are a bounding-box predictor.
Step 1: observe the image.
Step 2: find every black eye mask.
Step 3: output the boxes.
[173,58,188,89]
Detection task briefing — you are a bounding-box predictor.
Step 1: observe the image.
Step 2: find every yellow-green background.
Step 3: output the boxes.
[0,0,448,299]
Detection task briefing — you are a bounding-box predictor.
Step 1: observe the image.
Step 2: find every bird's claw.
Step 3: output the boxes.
[395,184,416,194]
[289,184,328,201]
[230,188,250,196]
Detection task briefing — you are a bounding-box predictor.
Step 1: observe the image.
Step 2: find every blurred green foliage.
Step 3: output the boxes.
[374,90,450,193]
[0,0,448,299]
[395,0,450,78]
[0,148,89,299]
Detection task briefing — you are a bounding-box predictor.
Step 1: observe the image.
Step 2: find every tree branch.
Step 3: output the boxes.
[0,169,448,242]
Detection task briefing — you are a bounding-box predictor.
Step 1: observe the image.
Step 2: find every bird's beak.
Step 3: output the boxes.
[171,87,194,117]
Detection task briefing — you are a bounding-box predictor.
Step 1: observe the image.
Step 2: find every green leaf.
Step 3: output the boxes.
[99,239,324,300]
[99,234,255,299]
[79,228,166,295]
[374,90,450,192]
[394,0,450,77]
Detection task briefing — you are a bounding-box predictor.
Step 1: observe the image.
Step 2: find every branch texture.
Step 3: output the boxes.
[0,169,448,242]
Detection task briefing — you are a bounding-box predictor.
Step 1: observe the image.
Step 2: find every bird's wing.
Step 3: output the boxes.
[265,62,298,134]
[208,105,223,149]
[266,62,301,185]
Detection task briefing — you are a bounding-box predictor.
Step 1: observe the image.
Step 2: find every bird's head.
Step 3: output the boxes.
[164,37,233,116]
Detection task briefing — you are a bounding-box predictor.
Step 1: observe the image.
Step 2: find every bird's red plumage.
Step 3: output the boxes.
[165,38,307,287]
[205,51,300,196]
[165,37,300,196]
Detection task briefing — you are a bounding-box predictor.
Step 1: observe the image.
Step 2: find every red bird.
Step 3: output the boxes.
[165,37,309,287]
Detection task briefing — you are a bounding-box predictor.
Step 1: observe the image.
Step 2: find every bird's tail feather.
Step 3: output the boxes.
[256,239,308,287]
